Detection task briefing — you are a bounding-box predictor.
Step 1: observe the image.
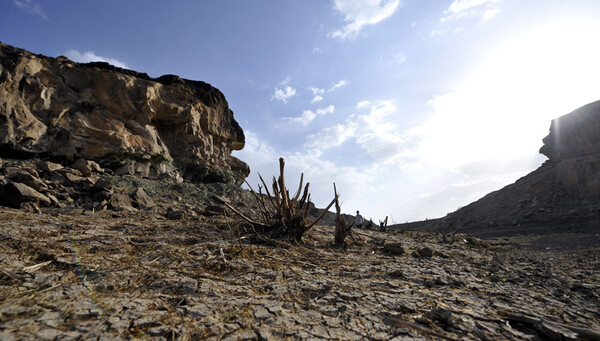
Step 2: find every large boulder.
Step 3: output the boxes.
[0,41,248,184]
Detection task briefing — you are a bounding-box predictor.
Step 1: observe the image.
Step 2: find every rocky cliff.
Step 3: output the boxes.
[404,100,600,239]
[540,100,600,199]
[0,41,248,184]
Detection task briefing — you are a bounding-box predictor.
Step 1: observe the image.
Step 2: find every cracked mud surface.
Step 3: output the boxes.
[1,208,599,340]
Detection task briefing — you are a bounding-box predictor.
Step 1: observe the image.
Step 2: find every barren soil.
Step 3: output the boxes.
[1,205,599,340]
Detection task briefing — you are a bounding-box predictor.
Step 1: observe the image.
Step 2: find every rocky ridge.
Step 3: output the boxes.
[0,41,248,185]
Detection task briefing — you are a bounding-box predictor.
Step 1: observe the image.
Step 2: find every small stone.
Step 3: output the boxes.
[133,187,155,209]
[20,201,41,213]
[254,306,271,320]
[93,178,114,190]
[71,159,103,176]
[166,207,185,220]
[36,161,63,172]
[417,247,434,257]
[108,193,137,212]
[383,243,405,255]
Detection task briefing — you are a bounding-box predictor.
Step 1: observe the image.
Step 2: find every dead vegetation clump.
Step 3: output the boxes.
[225,158,337,243]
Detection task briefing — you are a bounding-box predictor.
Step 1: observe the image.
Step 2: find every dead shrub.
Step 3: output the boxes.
[225,158,337,243]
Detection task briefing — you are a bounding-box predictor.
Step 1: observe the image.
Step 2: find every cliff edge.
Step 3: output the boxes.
[0,41,248,184]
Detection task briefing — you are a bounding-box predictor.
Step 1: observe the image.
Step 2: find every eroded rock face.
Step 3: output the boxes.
[540,100,600,199]
[0,41,248,184]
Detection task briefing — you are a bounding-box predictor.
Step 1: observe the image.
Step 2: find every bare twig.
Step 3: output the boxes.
[23,260,52,273]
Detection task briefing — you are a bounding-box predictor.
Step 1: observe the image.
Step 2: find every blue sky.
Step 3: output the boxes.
[3,0,600,222]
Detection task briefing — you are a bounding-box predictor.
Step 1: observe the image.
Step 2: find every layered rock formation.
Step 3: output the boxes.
[0,41,248,184]
[405,100,600,238]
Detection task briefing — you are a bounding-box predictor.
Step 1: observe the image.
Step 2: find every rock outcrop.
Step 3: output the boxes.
[540,100,600,199]
[404,100,600,238]
[0,41,248,184]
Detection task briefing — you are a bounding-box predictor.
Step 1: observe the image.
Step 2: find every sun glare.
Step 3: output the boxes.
[419,19,600,172]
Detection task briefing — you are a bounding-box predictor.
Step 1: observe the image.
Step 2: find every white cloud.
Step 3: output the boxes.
[271,86,296,104]
[311,95,324,103]
[316,105,335,116]
[357,100,371,108]
[287,110,317,126]
[446,0,495,14]
[14,0,47,19]
[430,30,445,37]
[309,87,325,102]
[482,8,500,21]
[305,100,409,165]
[441,0,501,22]
[286,105,335,126]
[308,87,325,95]
[279,76,292,85]
[305,123,357,150]
[65,49,129,69]
[329,0,402,40]
[329,79,348,92]
[233,131,278,170]
[312,47,323,54]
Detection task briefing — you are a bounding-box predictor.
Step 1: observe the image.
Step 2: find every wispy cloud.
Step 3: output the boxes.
[312,47,323,54]
[14,0,47,20]
[311,95,324,103]
[308,87,325,95]
[279,76,292,85]
[441,0,501,23]
[271,86,296,104]
[329,79,348,92]
[316,105,335,116]
[287,110,317,126]
[287,105,335,126]
[65,49,129,68]
[357,101,371,108]
[329,0,402,40]
[482,8,500,21]
[305,100,409,165]
[308,87,325,103]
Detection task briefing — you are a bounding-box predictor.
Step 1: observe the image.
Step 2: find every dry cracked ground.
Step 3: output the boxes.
[1,207,599,340]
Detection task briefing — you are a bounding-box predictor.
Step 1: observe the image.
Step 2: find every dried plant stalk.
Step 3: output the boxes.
[228,157,337,242]
[333,183,353,247]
